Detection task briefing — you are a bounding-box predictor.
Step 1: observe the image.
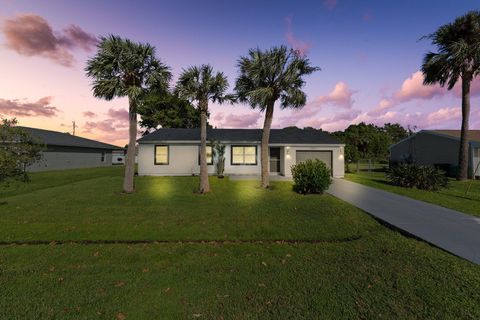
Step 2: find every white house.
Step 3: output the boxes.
[137,128,345,178]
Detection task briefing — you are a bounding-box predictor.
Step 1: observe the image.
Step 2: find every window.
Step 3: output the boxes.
[101,152,106,162]
[154,145,169,165]
[231,145,257,165]
[198,145,213,165]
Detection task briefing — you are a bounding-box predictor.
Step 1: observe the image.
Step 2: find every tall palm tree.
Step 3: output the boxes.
[175,65,230,193]
[86,35,171,193]
[422,11,480,180]
[235,46,319,188]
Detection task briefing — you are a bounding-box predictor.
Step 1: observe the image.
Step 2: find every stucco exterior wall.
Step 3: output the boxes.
[138,143,261,176]
[138,144,215,176]
[28,146,113,172]
[138,143,344,177]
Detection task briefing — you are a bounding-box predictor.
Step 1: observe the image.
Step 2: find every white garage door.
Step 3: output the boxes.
[296,150,332,171]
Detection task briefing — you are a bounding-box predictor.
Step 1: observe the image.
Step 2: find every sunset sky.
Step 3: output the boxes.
[1,0,479,146]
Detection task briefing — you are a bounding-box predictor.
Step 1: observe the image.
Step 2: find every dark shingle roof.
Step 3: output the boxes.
[138,128,340,144]
[19,126,123,150]
[429,130,480,143]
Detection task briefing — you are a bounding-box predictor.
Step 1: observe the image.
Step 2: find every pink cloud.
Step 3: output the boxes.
[369,71,480,115]
[277,82,356,128]
[304,109,362,131]
[83,120,116,133]
[82,119,129,145]
[323,0,337,10]
[213,112,224,122]
[0,96,60,117]
[355,106,480,131]
[423,107,462,127]
[394,71,446,102]
[81,108,130,145]
[211,111,261,128]
[311,82,356,109]
[83,111,97,118]
[106,108,129,122]
[59,25,98,52]
[2,14,97,67]
[285,17,312,56]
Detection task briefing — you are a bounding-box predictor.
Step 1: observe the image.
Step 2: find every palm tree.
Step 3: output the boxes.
[235,46,319,188]
[86,35,171,193]
[175,65,230,193]
[422,11,480,180]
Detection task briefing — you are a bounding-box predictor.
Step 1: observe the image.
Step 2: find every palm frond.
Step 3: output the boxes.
[234,46,319,110]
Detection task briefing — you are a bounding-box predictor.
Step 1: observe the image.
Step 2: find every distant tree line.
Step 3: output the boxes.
[332,122,414,171]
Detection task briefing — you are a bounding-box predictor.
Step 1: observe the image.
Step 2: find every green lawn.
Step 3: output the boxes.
[0,167,479,319]
[346,171,480,217]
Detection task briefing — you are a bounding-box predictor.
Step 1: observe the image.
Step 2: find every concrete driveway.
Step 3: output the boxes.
[327,179,480,264]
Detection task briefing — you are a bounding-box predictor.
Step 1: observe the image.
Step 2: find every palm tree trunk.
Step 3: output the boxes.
[457,76,471,181]
[199,100,210,193]
[123,98,137,193]
[261,101,274,188]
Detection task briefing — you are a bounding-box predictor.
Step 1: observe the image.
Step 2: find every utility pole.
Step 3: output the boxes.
[72,121,76,136]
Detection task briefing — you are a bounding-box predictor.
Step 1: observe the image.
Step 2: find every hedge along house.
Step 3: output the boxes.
[20,127,125,172]
[137,128,345,178]
[390,130,480,178]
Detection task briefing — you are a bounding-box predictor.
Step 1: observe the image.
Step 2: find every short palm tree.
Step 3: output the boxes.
[422,11,480,180]
[86,35,171,193]
[235,46,319,188]
[175,65,230,193]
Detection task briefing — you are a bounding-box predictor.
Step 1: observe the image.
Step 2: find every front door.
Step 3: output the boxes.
[269,147,281,173]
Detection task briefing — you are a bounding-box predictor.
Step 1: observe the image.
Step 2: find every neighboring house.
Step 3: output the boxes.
[137,128,345,178]
[390,130,480,178]
[19,126,125,172]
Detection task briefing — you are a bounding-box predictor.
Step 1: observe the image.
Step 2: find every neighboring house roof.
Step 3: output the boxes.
[18,126,123,150]
[428,130,480,143]
[390,129,480,149]
[138,128,341,144]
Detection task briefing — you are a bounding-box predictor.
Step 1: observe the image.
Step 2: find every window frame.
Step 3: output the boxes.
[198,145,214,165]
[101,152,106,162]
[230,145,258,166]
[154,145,169,165]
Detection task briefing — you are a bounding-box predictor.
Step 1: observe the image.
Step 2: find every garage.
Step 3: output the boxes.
[296,150,332,171]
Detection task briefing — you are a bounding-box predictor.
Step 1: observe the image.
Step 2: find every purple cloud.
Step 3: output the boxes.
[106,108,129,122]
[2,14,97,67]
[277,82,356,127]
[211,111,261,128]
[285,17,312,56]
[0,97,60,117]
[369,71,480,116]
[83,111,97,118]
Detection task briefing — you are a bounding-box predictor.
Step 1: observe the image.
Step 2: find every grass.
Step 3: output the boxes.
[0,167,479,319]
[345,171,480,217]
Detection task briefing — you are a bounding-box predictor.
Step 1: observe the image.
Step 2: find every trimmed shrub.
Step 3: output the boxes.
[386,163,448,191]
[291,159,332,194]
